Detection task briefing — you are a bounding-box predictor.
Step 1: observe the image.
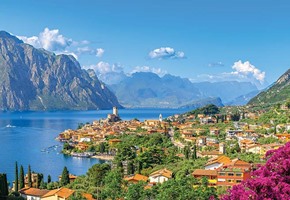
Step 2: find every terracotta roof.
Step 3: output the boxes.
[19,187,49,197]
[82,193,96,200]
[42,187,75,198]
[205,155,231,166]
[192,169,217,176]
[149,168,172,179]
[124,174,148,182]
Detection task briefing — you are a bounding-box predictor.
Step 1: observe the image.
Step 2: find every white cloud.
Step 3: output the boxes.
[84,62,126,85]
[148,47,185,59]
[96,48,105,57]
[131,66,167,76]
[17,28,104,59]
[232,60,265,83]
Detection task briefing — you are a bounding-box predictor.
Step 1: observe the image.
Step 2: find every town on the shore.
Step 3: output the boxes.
[1,103,290,200]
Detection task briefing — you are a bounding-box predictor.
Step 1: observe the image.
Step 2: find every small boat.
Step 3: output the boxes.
[6,124,16,128]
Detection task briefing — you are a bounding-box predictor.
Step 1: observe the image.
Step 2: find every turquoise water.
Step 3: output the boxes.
[0,108,189,184]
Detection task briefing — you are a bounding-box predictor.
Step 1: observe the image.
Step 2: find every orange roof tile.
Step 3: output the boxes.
[19,187,49,197]
[192,169,217,176]
[205,155,231,166]
[42,187,75,198]
[149,168,172,179]
[124,174,148,182]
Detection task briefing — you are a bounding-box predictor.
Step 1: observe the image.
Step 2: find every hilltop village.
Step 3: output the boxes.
[5,103,290,200]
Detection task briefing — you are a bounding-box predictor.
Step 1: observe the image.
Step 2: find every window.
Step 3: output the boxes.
[236,180,242,183]
[218,172,226,176]
[235,173,242,176]
[227,173,234,176]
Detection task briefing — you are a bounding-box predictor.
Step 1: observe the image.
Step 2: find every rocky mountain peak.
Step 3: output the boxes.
[0,31,122,111]
[277,69,290,85]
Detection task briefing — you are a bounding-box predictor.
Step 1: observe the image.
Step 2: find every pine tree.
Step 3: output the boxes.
[19,165,25,189]
[28,165,32,187]
[15,162,18,191]
[60,166,70,186]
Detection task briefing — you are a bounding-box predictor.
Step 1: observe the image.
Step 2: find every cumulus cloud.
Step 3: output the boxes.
[19,28,72,51]
[231,60,265,83]
[148,47,185,59]
[84,62,126,85]
[191,60,267,89]
[131,66,167,76]
[96,48,105,57]
[17,28,104,59]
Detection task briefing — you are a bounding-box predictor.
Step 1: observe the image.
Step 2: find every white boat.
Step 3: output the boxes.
[6,124,16,128]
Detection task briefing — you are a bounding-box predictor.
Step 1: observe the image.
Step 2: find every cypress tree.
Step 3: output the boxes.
[47,175,51,183]
[0,173,8,197]
[28,165,32,187]
[60,167,70,186]
[19,165,25,189]
[15,162,18,191]
[192,145,197,160]
[127,161,135,175]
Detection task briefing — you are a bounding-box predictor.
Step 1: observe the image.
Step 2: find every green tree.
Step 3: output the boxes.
[102,169,123,200]
[127,161,135,175]
[15,162,18,192]
[27,165,32,187]
[19,165,25,189]
[184,146,190,159]
[60,167,70,186]
[192,145,197,160]
[47,175,51,183]
[0,173,8,198]
[125,181,146,200]
[99,142,105,153]
[86,163,110,187]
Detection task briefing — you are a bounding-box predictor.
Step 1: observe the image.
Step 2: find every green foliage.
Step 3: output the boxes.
[154,176,217,200]
[102,169,123,200]
[258,136,280,144]
[27,165,32,187]
[0,173,8,197]
[19,165,24,189]
[125,181,147,200]
[60,167,70,186]
[86,163,110,187]
[14,162,18,192]
[189,104,220,116]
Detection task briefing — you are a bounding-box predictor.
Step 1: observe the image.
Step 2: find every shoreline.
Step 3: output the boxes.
[92,155,114,161]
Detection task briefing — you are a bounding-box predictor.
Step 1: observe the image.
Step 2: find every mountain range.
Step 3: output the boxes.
[109,72,258,108]
[0,31,121,111]
[248,68,290,107]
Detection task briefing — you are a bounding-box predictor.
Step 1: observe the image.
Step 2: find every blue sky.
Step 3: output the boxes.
[1,0,290,87]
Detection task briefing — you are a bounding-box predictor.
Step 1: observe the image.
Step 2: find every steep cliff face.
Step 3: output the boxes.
[0,31,122,111]
[248,68,290,106]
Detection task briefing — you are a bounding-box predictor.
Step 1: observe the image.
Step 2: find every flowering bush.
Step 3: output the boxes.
[222,142,290,200]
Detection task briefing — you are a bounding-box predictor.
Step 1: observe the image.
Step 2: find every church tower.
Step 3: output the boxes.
[159,114,163,122]
[113,107,118,116]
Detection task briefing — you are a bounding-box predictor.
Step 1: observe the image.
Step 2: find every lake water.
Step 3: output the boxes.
[0,108,189,184]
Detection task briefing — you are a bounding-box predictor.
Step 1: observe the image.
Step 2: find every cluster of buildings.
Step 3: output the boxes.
[19,187,94,200]
[57,108,169,153]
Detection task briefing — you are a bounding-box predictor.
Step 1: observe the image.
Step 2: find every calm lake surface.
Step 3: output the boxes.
[0,108,189,184]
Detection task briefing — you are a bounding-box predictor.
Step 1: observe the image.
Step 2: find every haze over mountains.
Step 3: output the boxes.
[0,31,121,111]
[1,30,282,111]
[107,72,259,108]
